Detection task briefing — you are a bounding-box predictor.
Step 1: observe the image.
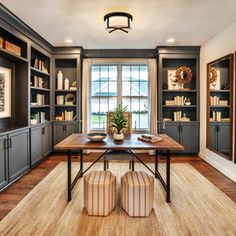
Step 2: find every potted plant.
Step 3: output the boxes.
[110,104,128,140]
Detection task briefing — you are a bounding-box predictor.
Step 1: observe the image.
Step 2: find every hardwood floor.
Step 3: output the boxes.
[0,153,236,221]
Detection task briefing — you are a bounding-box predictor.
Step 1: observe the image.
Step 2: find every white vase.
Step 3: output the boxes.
[57,71,63,90]
[113,133,124,140]
[64,78,69,90]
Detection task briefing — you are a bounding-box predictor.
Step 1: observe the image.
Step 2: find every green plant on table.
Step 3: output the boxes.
[110,104,128,134]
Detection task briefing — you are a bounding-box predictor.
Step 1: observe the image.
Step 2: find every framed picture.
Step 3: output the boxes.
[210,69,220,90]
[0,67,11,118]
[167,69,183,90]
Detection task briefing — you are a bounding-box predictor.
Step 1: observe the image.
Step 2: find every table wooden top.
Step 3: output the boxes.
[54,134,184,151]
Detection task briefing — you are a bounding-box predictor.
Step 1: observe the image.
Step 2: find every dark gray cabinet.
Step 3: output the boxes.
[159,122,199,154]
[8,129,30,182]
[210,122,230,156]
[31,123,52,166]
[53,122,78,147]
[0,135,8,189]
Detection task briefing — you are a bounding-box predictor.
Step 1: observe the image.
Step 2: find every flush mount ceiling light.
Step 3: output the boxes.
[167,38,175,43]
[65,39,73,43]
[104,12,133,33]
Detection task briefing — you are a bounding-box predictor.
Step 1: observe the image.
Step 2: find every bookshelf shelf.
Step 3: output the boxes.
[163,105,197,108]
[31,67,50,76]
[30,86,50,92]
[55,105,76,107]
[0,47,28,62]
[163,89,197,93]
[55,89,77,92]
[31,105,50,108]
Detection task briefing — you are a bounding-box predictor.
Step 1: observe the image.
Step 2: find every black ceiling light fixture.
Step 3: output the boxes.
[104,12,133,33]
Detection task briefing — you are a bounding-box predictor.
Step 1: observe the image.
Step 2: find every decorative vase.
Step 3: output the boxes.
[113,133,124,141]
[64,78,69,90]
[57,71,63,90]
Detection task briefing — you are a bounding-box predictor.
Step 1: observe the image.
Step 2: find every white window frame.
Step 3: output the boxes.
[89,60,151,133]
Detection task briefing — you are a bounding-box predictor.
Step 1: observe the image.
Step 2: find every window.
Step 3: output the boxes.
[90,64,149,131]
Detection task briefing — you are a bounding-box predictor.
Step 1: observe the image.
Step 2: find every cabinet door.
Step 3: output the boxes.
[66,123,77,137]
[31,126,43,166]
[0,135,8,189]
[217,123,230,155]
[42,123,52,156]
[209,123,217,151]
[161,122,180,143]
[180,123,199,153]
[53,123,65,146]
[8,129,30,181]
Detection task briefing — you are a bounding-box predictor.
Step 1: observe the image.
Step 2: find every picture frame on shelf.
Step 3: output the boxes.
[167,69,183,90]
[0,66,11,118]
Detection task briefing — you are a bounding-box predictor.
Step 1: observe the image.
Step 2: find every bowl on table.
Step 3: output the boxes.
[86,133,107,142]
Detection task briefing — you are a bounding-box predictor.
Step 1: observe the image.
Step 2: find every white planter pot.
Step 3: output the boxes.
[113,133,124,140]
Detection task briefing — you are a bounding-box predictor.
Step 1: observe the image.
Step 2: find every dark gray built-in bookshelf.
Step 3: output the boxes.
[157,47,200,154]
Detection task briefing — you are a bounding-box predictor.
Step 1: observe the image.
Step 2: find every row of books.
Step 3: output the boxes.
[36,94,45,105]
[210,111,230,122]
[165,96,190,106]
[174,111,190,122]
[210,96,228,106]
[32,76,45,88]
[30,112,46,125]
[64,111,74,121]
[31,59,49,74]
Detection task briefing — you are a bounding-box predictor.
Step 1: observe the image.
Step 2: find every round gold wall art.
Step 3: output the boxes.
[209,66,218,84]
[175,66,192,85]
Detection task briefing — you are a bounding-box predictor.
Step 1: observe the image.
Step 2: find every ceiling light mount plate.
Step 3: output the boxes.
[104,12,133,33]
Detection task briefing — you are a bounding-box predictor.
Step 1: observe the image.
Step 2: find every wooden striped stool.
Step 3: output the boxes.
[84,171,116,216]
[121,171,154,217]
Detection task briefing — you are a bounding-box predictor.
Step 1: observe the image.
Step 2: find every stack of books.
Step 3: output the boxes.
[32,59,49,74]
[212,111,221,121]
[32,76,44,88]
[36,94,45,105]
[138,134,163,143]
[64,111,74,121]
[210,96,220,106]
[174,96,186,105]
[56,95,64,105]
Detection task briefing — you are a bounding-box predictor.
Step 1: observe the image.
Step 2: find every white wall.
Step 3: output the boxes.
[200,21,236,182]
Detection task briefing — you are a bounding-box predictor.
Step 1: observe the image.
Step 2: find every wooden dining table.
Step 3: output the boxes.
[54,133,184,203]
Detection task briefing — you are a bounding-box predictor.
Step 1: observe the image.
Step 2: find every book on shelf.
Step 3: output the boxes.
[36,94,45,105]
[56,95,64,105]
[30,111,46,125]
[212,111,222,121]
[32,59,49,74]
[174,96,186,106]
[219,100,228,106]
[173,111,190,122]
[65,111,74,121]
[32,76,44,88]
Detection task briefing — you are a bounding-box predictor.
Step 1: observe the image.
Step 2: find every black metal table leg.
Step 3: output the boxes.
[166,150,171,202]
[155,150,158,178]
[131,159,134,171]
[67,149,72,201]
[80,149,83,177]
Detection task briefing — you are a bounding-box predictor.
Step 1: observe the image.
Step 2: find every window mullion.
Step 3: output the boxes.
[117,65,122,105]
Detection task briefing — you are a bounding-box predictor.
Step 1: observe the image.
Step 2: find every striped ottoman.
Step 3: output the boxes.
[121,171,154,217]
[84,171,116,216]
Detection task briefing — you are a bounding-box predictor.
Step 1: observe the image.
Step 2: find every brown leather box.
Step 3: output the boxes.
[4,41,21,56]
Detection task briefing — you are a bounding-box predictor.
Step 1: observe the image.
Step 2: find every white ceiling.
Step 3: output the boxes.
[2,0,236,49]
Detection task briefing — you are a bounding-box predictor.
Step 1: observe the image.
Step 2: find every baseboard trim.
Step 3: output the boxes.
[199,152,236,182]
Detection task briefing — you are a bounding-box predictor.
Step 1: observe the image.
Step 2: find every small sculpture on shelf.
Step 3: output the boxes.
[185,98,191,106]
[70,81,77,90]
[221,83,230,90]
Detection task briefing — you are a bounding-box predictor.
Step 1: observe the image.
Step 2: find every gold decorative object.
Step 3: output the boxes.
[209,66,218,84]
[175,66,192,87]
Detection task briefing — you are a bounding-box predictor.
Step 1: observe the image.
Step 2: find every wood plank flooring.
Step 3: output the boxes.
[0,153,236,221]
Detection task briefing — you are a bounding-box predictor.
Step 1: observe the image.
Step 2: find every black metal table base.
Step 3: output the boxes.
[67,149,171,203]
